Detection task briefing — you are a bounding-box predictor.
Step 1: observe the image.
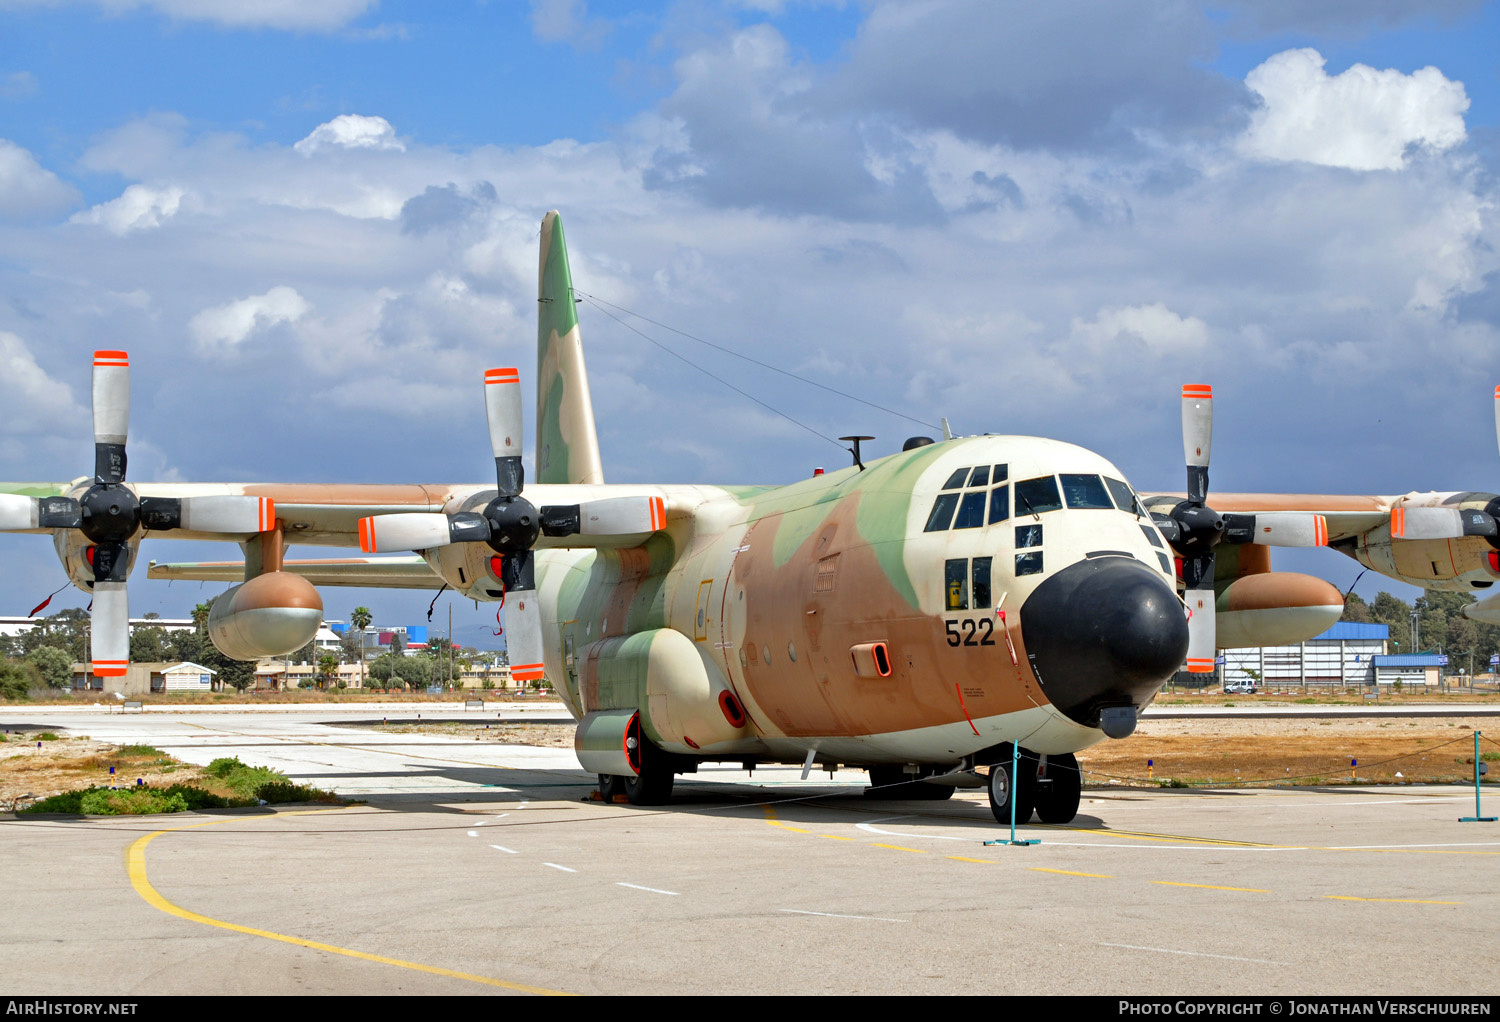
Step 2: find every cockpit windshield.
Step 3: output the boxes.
[1013,476,1063,516]
[1060,473,1112,510]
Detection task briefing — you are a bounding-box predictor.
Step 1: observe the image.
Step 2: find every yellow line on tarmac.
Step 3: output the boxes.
[126,810,570,995]
[1075,827,1276,848]
[1323,896,1463,905]
[1033,867,1113,878]
[947,856,997,864]
[1153,881,1268,893]
[872,844,929,853]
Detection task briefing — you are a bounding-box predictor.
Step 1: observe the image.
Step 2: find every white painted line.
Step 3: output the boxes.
[489,845,518,854]
[857,820,971,842]
[781,909,907,923]
[467,830,479,837]
[617,883,678,896]
[1100,943,1283,965]
[543,863,577,873]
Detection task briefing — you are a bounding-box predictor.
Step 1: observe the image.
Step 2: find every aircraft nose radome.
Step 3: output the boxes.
[1019,557,1189,731]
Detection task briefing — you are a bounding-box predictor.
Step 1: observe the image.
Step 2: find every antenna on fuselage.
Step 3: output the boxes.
[839,436,874,471]
[941,417,953,440]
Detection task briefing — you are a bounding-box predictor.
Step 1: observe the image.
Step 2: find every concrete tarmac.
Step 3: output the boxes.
[3,704,1498,996]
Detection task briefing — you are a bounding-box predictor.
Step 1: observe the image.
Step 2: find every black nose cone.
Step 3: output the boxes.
[1020,556,1189,730]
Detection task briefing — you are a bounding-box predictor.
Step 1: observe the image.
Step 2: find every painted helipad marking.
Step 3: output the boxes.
[617,883,678,896]
[780,909,906,923]
[128,811,570,995]
[1100,943,1284,965]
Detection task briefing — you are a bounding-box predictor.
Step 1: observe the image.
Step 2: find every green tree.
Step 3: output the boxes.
[350,606,373,688]
[192,600,213,634]
[1340,592,1371,623]
[0,661,41,700]
[129,624,169,663]
[24,645,73,688]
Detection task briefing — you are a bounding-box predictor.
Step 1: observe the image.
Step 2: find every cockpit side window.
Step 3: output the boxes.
[924,492,960,532]
[967,465,990,487]
[1014,476,1062,516]
[941,469,969,490]
[953,491,987,529]
[988,484,1010,524]
[1061,473,1112,510]
[1104,476,1142,515]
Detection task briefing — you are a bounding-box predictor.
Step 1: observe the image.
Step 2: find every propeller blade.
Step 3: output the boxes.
[540,496,667,537]
[140,495,276,534]
[1181,384,1212,505]
[1184,587,1215,674]
[485,367,524,498]
[92,350,130,484]
[1494,384,1499,462]
[90,540,130,677]
[358,511,490,553]
[1388,506,1495,541]
[500,555,546,684]
[1223,512,1329,547]
[0,494,39,530]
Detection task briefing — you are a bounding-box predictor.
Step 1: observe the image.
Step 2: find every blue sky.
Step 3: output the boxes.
[1,0,1498,644]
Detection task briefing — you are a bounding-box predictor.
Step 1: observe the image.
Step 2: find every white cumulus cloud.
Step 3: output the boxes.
[294,114,405,155]
[190,286,311,352]
[0,139,78,219]
[1240,48,1469,171]
[0,331,84,429]
[1072,303,1210,354]
[71,183,185,234]
[3,1,376,32]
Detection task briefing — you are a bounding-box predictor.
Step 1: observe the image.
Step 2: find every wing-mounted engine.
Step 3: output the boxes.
[0,351,280,675]
[1341,491,1500,586]
[359,364,666,685]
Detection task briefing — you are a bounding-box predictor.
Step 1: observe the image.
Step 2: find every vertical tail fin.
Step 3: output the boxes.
[536,210,605,485]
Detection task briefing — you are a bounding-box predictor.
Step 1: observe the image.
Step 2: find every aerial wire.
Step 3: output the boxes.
[574,291,943,434]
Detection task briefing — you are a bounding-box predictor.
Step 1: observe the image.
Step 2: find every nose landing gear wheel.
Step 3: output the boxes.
[1032,752,1082,824]
[620,720,675,806]
[598,774,625,802]
[987,747,1035,826]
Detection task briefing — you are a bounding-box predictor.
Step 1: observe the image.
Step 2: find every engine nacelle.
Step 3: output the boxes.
[207,571,323,661]
[1215,572,1343,648]
[52,529,142,591]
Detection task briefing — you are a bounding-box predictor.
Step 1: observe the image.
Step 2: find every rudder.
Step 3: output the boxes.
[536,210,605,485]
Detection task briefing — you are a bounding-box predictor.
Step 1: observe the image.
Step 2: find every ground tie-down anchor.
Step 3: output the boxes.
[984,742,1039,847]
[1460,730,1496,823]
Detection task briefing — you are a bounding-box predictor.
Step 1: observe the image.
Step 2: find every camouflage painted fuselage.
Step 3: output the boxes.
[522,434,1176,770]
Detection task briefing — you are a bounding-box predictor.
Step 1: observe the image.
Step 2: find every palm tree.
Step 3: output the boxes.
[351,606,373,688]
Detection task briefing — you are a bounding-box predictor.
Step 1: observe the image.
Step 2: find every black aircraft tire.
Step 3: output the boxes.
[598,773,625,802]
[622,734,675,806]
[1033,752,1082,824]
[987,749,1035,826]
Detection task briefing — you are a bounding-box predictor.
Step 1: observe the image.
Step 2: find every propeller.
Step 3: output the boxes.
[0,350,274,677]
[357,366,666,684]
[1382,384,1500,541]
[1155,384,1329,674]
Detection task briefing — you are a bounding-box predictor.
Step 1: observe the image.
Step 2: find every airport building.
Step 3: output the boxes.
[1219,622,1455,688]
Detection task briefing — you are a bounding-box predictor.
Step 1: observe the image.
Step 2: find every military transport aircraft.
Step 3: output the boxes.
[0,210,1480,828]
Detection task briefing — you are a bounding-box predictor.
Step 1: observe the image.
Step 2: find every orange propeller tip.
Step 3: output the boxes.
[1181,384,1212,399]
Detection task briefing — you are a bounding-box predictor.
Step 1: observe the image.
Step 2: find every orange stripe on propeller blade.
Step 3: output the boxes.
[1182,384,1212,399]
[485,368,520,385]
[358,518,376,553]
[1391,507,1405,538]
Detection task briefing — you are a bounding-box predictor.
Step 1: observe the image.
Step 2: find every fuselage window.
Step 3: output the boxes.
[1157,551,1174,575]
[967,465,990,488]
[972,557,993,609]
[953,491,987,529]
[1014,476,1062,516]
[941,468,969,490]
[1061,473,1112,510]
[989,484,1010,524]
[945,558,969,610]
[1104,476,1140,515]
[1140,523,1163,548]
[1016,523,1042,548]
[925,493,960,532]
[1016,551,1043,576]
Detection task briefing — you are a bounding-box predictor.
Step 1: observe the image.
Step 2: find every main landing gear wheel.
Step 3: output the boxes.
[865,765,956,801]
[598,773,625,802]
[1031,752,1082,824]
[987,746,1036,826]
[621,720,675,806]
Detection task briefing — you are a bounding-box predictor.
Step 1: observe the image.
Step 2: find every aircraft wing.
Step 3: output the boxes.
[148,554,439,588]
